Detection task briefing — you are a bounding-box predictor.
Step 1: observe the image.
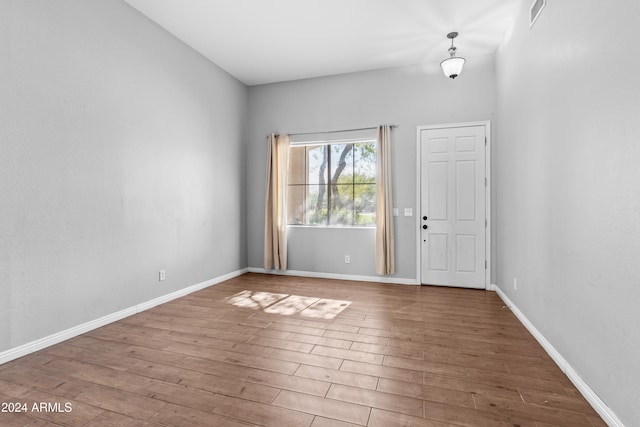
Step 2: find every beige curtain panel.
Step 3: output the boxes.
[375,125,395,275]
[264,133,290,270]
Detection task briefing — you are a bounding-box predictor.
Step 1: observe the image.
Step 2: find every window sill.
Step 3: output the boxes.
[287,225,375,230]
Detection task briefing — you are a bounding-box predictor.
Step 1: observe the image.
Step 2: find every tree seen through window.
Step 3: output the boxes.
[287,141,376,226]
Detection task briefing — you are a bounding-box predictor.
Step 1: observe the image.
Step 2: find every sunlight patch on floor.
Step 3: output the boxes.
[226,290,288,310]
[226,290,351,320]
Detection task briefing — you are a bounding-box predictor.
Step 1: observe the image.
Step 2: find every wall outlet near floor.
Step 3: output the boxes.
[344,255,350,264]
[513,278,517,290]
[159,270,166,281]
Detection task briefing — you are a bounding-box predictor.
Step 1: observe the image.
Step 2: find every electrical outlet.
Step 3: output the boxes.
[345,255,350,264]
[513,278,517,290]
[159,270,166,281]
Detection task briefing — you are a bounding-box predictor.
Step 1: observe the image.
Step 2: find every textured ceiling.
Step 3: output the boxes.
[123,0,519,85]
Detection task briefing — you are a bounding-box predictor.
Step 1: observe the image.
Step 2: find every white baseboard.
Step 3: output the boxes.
[248,267,418,286]
[0,268,248,366]
[491,284,623,427]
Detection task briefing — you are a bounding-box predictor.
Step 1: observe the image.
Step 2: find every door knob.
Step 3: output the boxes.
[423,216,427,220]
[422,225,428,229]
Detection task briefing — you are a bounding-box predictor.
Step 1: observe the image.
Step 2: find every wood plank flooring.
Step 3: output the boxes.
[0,273,606,426]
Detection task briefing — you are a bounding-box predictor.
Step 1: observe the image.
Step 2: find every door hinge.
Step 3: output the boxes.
[485,218,487,227]
[485,137,487,146]
[485,260,487,269]
[485,177,487,187]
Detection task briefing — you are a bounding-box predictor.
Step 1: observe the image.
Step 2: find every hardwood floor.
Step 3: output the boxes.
[0,273,606,426]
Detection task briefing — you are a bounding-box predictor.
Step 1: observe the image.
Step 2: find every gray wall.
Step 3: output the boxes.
[0,1,248,352]
[248,59,496,280]
[495,0,640,424]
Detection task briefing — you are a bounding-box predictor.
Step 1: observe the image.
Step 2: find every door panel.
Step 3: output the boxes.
[420,125,486,289]
[456,161,476,221]
[456,234,476,272]
[428,233,448,271]
[428,162,448,220]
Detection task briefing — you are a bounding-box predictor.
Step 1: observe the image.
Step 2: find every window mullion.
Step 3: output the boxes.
[327,145,331,225]
[304,146,309,225]
[352,148,355,225]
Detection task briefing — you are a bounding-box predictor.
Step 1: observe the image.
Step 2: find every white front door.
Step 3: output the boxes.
[419,124,487,289]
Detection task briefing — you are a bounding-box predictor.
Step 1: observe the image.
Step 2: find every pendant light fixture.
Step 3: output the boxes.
[440,32,465,79]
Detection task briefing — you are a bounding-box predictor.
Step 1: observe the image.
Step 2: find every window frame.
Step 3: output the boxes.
[287,137,377,228]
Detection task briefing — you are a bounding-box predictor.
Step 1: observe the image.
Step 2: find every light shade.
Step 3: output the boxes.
[440,56,466,79]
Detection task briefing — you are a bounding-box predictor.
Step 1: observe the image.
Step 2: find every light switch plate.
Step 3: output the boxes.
[404,208,413,216]
[393,208,399,217]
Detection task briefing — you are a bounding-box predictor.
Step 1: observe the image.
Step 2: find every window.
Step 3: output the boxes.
[287,138,376,226]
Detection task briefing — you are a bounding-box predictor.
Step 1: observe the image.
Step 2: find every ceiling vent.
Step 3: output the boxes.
[530,0,546,27]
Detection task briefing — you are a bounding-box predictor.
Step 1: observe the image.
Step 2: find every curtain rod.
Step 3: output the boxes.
[266,124,397,139]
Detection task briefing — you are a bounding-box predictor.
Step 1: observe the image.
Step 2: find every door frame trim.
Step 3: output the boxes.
[415,121,491,289]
